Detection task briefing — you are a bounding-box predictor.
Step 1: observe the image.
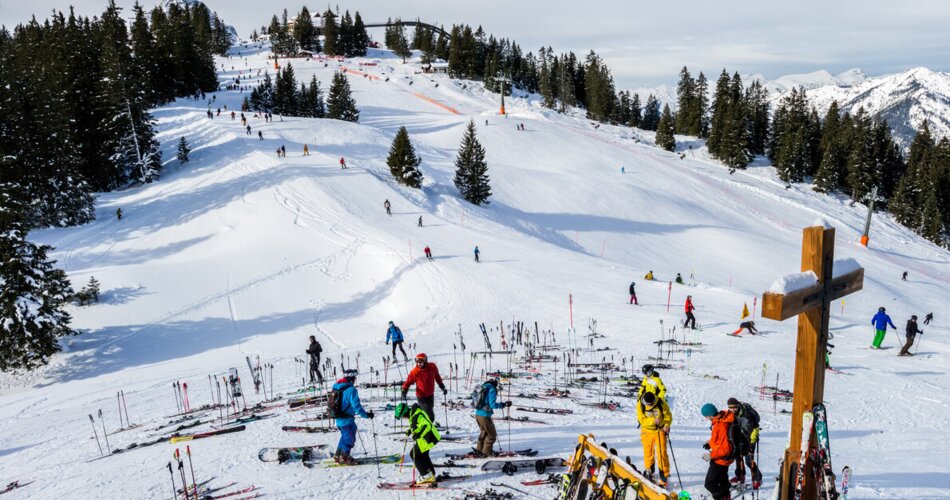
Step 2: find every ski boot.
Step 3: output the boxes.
[417,472,436,484]
[730,475,746,485]
[657,471,668,488]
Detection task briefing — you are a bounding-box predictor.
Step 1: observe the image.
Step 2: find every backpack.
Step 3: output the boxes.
[327,387,346,418]
[470,384,490,410]
[725,418,749,459]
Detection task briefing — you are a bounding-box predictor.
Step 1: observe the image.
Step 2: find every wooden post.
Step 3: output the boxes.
[760,225,863,499]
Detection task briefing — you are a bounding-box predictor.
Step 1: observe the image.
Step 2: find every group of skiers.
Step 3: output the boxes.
[870,307,931,356]
[635,364,762,499]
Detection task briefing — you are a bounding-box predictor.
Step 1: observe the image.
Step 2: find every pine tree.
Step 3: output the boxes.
[386,127,424,188]
[272,63,298,115]
[177,137,191,163]
[707,70,732,157]
[351,12,368,56]
[813,102,849,193]
[641,94,661,131]
[691,72,709,137]
[0,189,76,372]
[389,20,411,62]
[629,93,642,128]
[674,66,694,135]
[293,6,319,52]
[326,72,359,122]
[453,120,491,205]
[655,104,676,151]
[322,9,338,56]
[339,11,354,57]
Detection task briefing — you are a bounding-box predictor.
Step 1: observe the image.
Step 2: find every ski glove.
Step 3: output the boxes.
[366,411,375,419]
[401,389,408,399]
[442,387,448,395]
[702,443,711,450]
[750,428,760,443]
[701,452,711,462]
[505,401,512,407]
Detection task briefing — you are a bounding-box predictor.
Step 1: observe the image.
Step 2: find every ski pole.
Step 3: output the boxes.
[182,382,190,413]
[915,331,923,355]
[186,445,198,498]
[121,390,130,426]
[398,428,411,473]
[177,453,191,500]
[208,374,215,407]
[98,409,111,453]
[173,383,181,414]
[117,392,125,429]
[666,431,683,492]
[370,415,382,478]
[88,414,103,456]
[443,390,450,433]
[167,462,177,500]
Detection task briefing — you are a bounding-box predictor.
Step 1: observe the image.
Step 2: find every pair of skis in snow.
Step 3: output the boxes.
[793,403,850,500]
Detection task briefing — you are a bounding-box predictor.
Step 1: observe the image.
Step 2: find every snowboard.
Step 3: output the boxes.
[258,445,328,463]
[480,457,567,474]
[307,453,402,468]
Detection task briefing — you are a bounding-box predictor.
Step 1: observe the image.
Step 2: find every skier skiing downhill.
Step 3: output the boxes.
[394,402,441,484]
[684,295,697,330]
[306,335,323,384]
[899,315,924,356]
[424,246,432,260]
[726,398,762,489]
[638,364,667,401]
[401,353,447,421]
[473,377,510,457]
[474,245,481,263]
[870,306,897,348]
[637,392,672,487]
[384,199,391,215]
[700,403,736,500]
[924,312,934,325]
[331,369,373,464]
[629,281,639,305]
[339,157,347,169]
[386,321,409,362]
[730,321,758,336]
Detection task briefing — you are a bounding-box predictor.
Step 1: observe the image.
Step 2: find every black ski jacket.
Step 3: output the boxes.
[905,320,923,337]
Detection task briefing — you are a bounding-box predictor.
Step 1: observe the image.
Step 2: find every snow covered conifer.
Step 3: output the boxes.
[0,189,76,372]
[453,120,491,205]
[326,72,359,122]
[387,127,423,188]
[655,104,676,152]
[641,94,660,131]
[177,137,191,163]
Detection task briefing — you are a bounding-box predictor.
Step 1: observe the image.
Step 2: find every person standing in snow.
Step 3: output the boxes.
[401,353,447,420]
[700,403,735,500]
[418,215,423,227]
[386,321,409,362]
[726,398,762,489]
[331,369,373,464]
[258,131,263,140]
[638,364,667,401]
[424,246,432,260]
[473,377,510,457]
[339,157,347,169]
[730,321,759,336]
[675,273,684,284]
[474,245,481,263]
[394,402,440,484]
[303,144,309,156]
[899,315,924,356]
[307,335,323,384]
[924,312,934,325]
[629,281,639,305]
[902,271,908,281]
[384,199,391,215]
[116,208,123,221]
[637,391,672,487]
[684,295,697,330]
[870,306,897,349]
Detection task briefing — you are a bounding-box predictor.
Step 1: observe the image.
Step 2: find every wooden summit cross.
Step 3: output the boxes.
[761,224,864,499]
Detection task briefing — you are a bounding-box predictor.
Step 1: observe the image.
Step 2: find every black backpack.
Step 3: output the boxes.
[725,418,750,459]
[327,387,346,418]
[470,384,490,411]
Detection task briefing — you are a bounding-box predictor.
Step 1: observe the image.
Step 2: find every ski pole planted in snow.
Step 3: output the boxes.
[167,462,177,500]
[98,409,111,453]
[116,392,125,429]
[120,390,130,426]
[186,446,198,498]
[88,414,103,456]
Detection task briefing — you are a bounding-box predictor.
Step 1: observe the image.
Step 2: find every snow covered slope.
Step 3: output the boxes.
[1,44,949,499]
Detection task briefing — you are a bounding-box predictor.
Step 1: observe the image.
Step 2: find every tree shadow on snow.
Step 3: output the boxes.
[101,286,151,305]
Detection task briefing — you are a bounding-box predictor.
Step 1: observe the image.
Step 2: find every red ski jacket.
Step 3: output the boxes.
[685,298,695,313]
[402,363,445,398]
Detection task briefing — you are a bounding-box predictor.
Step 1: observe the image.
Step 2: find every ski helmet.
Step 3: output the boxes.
[343,369,358,382]
[641,364,655,376]
[389,320,395,326]
[879,307,885,312]
[700,403,718,417]
[415,353,427,362]
[641,392,657,407]
[394,402,410,419]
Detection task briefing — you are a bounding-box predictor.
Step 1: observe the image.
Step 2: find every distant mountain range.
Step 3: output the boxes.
[635,67,950,150]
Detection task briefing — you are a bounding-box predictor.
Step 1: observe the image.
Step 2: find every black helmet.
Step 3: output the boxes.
[911,315,917,320]
[343,369,358,382]
[641,364,655,376]
[879,307,885,312]
[642,392,657,406]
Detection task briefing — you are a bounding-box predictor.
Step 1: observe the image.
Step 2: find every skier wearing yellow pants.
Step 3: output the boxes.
[637,391,672,487]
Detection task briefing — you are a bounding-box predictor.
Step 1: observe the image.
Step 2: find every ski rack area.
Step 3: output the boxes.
[566,434,676,500]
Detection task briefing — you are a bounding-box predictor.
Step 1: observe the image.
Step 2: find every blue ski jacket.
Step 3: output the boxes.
[332,380,369,427]
[386,325,404,343]
[475,383,506,417]
[871,311,896,331]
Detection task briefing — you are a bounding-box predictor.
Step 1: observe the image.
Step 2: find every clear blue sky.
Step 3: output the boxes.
[2,0,949,88]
